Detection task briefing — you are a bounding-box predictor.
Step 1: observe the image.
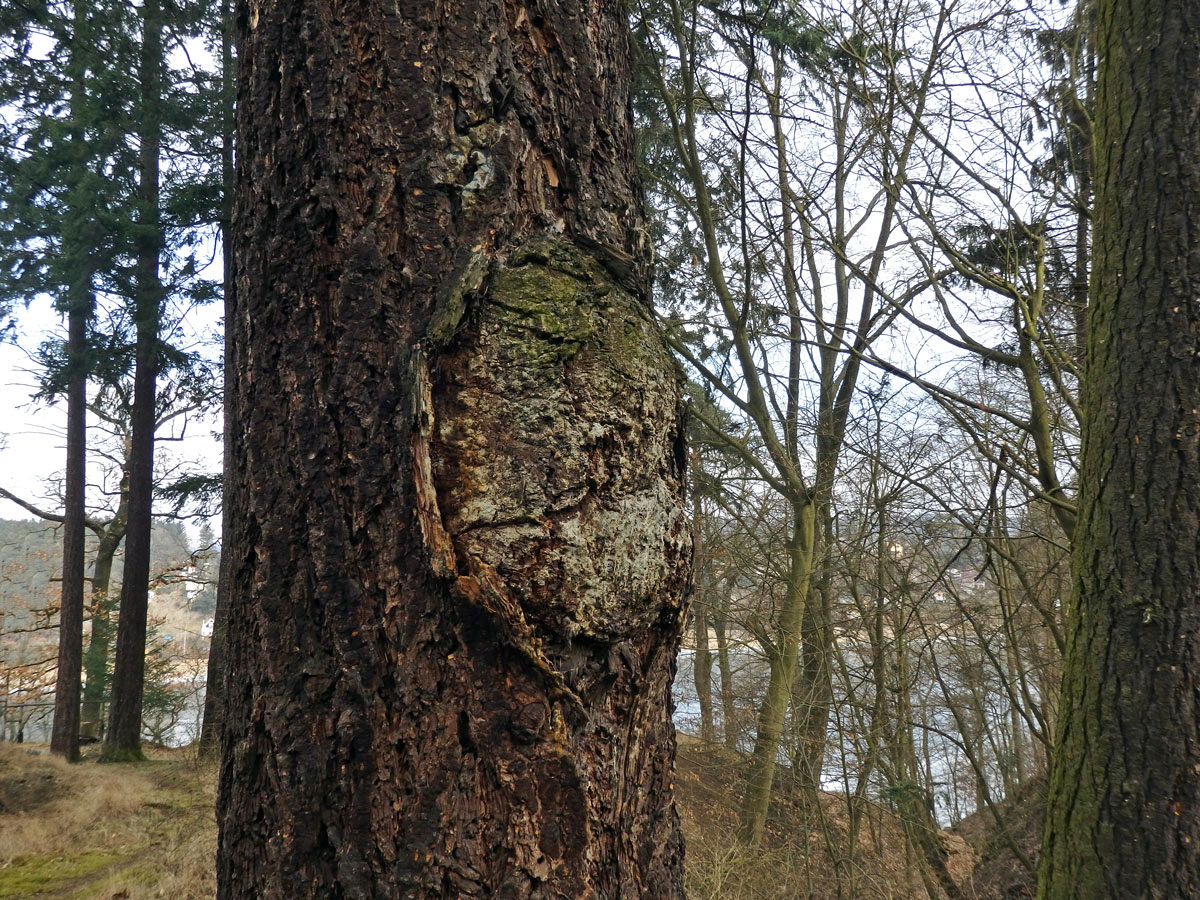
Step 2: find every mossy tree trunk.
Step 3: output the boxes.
[1037,0,1200,896]
[738,503,815,845]
[216,2,690,898]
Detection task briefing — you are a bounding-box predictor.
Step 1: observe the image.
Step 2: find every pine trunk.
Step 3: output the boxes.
[49,0,96,764]
[1037,0,1200,896]
[50,294,87,762]
[217,2,690,897]
[103,0,162,761]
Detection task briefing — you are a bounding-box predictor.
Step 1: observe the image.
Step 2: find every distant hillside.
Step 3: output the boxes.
[0,518,196,627]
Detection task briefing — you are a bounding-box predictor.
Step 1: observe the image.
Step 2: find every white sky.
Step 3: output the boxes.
[0,295,224,544]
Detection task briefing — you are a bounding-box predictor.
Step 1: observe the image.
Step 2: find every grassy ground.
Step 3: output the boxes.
[0,743,216,900]
[1,737,985,899]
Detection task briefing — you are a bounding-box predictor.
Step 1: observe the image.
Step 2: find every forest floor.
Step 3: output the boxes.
[0,742,216,900]
[0,738,1026,900]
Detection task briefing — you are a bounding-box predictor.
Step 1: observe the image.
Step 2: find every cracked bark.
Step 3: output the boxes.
[1037,0,1200,896]
[217,3,690,898]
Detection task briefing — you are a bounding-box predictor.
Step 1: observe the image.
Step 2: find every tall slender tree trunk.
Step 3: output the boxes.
[1037,0,1200,896]
[217,3,690,897]
[50,0,96,763]
[199,0,236,760]
[103,0,162,761]
[714,607,738,748]
[691,488,715,743]
[50,288,88,762]
[739,502,815,845]
[693,598,715,743]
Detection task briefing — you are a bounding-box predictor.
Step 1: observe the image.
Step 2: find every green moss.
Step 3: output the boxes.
[0,850,124,899]
[484,237,667,376]
[489,263,597,351]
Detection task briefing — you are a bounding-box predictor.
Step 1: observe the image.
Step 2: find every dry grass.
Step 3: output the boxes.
[675,736,977,900]
[0,743,216,899]
[1,737,986,899]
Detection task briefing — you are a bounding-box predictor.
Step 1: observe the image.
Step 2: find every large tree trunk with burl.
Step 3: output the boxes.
[1037,0,1200,897]
[216,2,691,898]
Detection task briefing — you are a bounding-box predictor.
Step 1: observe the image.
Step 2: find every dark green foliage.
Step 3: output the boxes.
[0,0,225,400]
[0,0,133,326]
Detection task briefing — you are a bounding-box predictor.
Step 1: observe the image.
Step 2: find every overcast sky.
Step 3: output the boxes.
[0,295,223,545]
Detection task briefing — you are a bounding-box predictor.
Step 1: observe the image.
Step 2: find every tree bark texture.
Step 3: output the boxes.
[217,3,690,898]
[1037,0,1200,897]
[103,0,162,761]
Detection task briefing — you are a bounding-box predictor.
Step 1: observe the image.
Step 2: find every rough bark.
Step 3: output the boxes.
[1037,0,1200,896]
[217,2,690,898]
[103,0,162,761]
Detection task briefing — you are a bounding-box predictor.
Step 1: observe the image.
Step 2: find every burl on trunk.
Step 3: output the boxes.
[217,3,691,899]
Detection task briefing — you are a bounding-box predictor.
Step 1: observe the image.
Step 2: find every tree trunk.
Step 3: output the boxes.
[103,0,162,761]
[792,577,833,799]
[691,489,715,743]
[714,607,738,748]
[79,524,124,740]
[1037,0,1200,896]
[49,0,96,765]
[739,502,815,845]
[693,599,715,744]
[217,3,690,897]
[199,0,236,760]
[50,289,88,762]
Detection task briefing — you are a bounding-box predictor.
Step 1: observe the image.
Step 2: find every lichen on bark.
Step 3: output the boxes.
[430,236,689,644]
